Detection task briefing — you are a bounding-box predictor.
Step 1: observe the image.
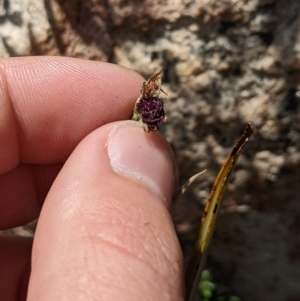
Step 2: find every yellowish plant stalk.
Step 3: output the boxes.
[184,123,254,301]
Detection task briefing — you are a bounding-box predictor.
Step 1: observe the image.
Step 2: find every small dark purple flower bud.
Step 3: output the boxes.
[136,97,165,131]
[132,69,167,132]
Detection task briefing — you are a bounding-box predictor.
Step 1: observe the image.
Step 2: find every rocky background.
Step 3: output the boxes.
[2,0,300,300]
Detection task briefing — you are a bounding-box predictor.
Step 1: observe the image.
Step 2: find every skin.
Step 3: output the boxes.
[0,57,183,301]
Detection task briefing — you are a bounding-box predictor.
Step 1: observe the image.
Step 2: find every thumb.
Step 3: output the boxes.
[27,120,183,301]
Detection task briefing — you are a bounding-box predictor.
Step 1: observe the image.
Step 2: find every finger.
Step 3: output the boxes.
[0,235,32,301]
[0,57,143,228]
[0,56,143,173]
[0,163,62,229]
[28,121,183,301]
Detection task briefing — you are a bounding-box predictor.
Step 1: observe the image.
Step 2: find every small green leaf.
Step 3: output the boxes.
[131,112,140,121]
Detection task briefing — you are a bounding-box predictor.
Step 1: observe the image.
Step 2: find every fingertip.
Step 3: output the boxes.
[29,121,183,300]
[107,120,178,205]
[0,57,145,165]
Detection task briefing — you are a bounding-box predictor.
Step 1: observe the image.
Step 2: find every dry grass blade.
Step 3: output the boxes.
[173,170,206,204]
[185,123,254,301]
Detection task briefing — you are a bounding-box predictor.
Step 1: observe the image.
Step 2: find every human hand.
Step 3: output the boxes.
[0,57,183,301]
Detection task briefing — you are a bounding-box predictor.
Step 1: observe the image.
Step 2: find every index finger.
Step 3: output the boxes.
[0,56,143,173]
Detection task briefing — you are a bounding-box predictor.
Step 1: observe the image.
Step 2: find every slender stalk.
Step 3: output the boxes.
[185,123,254,301]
